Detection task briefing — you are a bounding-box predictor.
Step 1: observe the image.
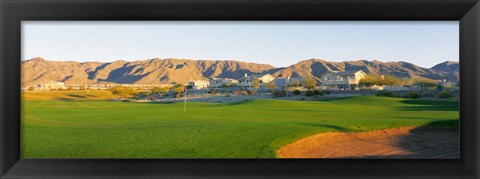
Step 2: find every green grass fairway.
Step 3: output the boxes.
[21,93,459,158]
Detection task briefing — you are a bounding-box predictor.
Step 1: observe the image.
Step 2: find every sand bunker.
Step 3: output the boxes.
[277,126,459,159]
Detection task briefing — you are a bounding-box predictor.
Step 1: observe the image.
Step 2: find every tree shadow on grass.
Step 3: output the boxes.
[270,109,321,113]
[66,93,87,98]
[398,99,459,112]
[222,99,256,106]
[145,101,178,105]
[317,96,354,102]
[55,98,76,101]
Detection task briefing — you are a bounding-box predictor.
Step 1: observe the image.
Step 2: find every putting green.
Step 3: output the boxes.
[21,94,459,158]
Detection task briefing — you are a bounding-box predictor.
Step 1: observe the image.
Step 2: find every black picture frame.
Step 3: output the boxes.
[1,0,479,178]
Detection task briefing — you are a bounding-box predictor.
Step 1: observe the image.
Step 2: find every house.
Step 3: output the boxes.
[273,76,302,89]
[37,82,66,91]
[208,78,239,88]
[238,73,275,88]
[274,77,291,89]
[188,80,210,90]
[321,70,367,90]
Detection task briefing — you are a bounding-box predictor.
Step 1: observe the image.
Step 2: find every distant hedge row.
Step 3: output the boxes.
[375,90,454,99]
[273,90,330,97]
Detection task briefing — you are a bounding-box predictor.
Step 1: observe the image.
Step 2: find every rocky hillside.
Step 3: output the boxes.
[21,57,276,86]
[274,59,459,82]
[21,57,459,86]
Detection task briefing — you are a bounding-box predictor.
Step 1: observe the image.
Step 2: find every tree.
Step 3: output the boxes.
[293,89,301,95]
[359,75,384,89]
[371,75,385,86]
[382,75,402,86]
[401,77,415,87]
[359,78,373,89]
[251,78,260,91]
[442,82,456,91]
[151,86,169,94]
[349,84,358,90]
[288,79,301,90]
[27,86,35,91]
[170,84,185,98]
[221,82,233,88]
[80,84,87,90]
[136,91,151,99]
[266,80,276,92]
[302,75,316,91]
[413,78,436,90]
[109,86,138,98]
[151,86,169,98]
[67,86,74,91]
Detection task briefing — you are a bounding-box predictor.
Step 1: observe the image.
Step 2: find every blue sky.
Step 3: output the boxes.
[22,21,458,68]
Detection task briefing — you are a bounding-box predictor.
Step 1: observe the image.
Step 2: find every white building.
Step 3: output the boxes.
[238,73,275,88]
[209,78,239,88]
[188,80,210,90]
[37,82,66,90]
[273,77,303,89]
[321,70,367,90]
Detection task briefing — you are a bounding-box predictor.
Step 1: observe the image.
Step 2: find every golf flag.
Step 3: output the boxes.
[184,86,187,112]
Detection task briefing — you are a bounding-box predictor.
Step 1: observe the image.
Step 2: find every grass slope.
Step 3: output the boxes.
[21,93,459,158]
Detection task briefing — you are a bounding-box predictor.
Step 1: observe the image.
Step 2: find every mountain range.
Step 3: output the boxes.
[21,57,459,86]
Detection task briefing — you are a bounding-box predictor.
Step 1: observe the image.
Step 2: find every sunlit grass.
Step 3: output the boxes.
[21,93,459,158]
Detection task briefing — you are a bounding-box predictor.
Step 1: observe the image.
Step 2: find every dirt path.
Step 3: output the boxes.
[277,126,459,159]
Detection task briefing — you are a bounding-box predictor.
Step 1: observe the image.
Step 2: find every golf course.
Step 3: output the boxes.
[21,91,459,158]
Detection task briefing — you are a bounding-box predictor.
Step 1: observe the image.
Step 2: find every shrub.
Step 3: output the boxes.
[375,90,396,97]
[232,90,239,95]
[438,91,454,98]
[422,91,434,97]
[138,91,151,98]
[151,87,169,94]
[249,90,257,95]
[313,90,325,96]
[293,90,301,96]
[240,90,249,95]
[170,85,185,96]
[305,90,314,97]
[408,92,422,99]
[301,97,306,100]
[27,86,35,91]
[325,91,331,95]
[109,86,138,97]
[272,90,287,97]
